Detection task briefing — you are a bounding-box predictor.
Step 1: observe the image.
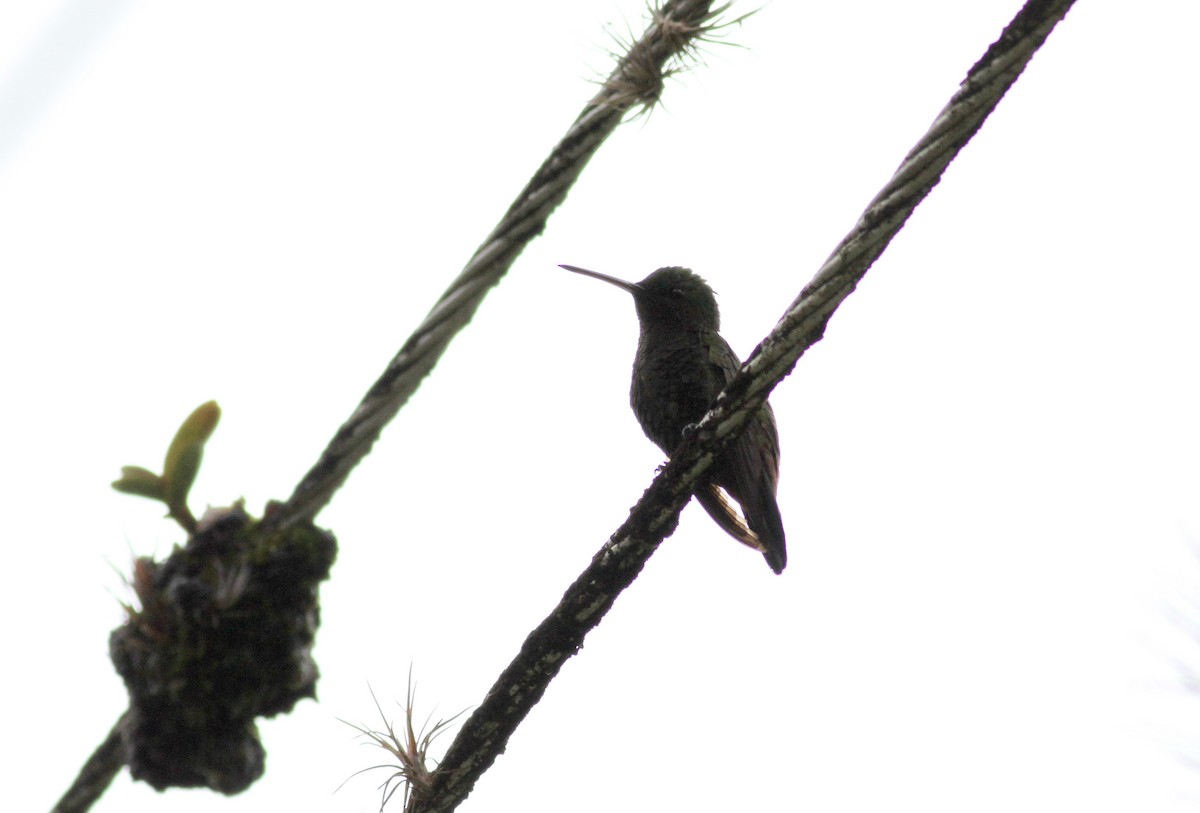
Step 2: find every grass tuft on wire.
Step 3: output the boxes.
[341,673,469,811]
[599,1,759,117]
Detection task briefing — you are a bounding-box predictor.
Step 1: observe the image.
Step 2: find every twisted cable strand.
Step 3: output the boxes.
[416,3,1077,812]
[268,0,724,533]
[53,5,727,812]
[51,715,126,813]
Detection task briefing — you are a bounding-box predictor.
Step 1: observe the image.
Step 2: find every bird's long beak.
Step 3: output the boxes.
[559,264,641,294]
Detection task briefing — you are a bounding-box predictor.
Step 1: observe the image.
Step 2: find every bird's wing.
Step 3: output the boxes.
[703,330,781,491]
[702,330,787,573]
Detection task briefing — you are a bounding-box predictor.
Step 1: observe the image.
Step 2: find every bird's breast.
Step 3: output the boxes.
[630,328,726,454]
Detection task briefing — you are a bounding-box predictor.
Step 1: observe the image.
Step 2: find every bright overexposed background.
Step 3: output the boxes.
[4,1,1200,811]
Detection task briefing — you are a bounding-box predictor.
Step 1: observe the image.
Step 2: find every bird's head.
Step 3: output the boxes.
[560,264,721,331]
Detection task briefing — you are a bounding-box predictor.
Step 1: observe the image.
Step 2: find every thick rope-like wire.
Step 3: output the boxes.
[52,2,1078,810]
[51,4,728,812]
[51,715,126,813]
[413,2,1078,812]
[265,0,726,534]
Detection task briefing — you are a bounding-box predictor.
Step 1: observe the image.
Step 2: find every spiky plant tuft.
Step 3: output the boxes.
[341,671,467,811]
[599,1,759,117]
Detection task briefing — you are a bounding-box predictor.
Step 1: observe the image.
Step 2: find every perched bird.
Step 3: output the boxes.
[560,264,787,574]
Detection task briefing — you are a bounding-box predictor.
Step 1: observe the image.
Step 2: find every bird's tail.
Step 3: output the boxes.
[695,484,787,574]
[745,489,787,575]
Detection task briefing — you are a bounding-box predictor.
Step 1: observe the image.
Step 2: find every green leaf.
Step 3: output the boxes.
[113,401,219,532]
[162,400,221,485]
[164,444,203,518]
[112,466,166,500]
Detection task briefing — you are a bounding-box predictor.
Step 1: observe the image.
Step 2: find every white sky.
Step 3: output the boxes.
[4,1,1200,811]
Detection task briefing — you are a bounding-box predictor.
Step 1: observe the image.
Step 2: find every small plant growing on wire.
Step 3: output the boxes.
[341,671,468,811]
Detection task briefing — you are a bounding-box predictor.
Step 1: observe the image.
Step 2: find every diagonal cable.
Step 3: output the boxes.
[415,2,1078,811]
[52,3,733,811]
[266,0,729,533]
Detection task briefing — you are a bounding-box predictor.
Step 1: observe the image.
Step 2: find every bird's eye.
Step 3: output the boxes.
[671,288,684,297]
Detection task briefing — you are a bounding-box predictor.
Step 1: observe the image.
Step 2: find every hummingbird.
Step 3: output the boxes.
[560,264,787,574]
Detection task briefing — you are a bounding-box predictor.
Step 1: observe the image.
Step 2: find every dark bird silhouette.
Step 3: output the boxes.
[560,264,786,574]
